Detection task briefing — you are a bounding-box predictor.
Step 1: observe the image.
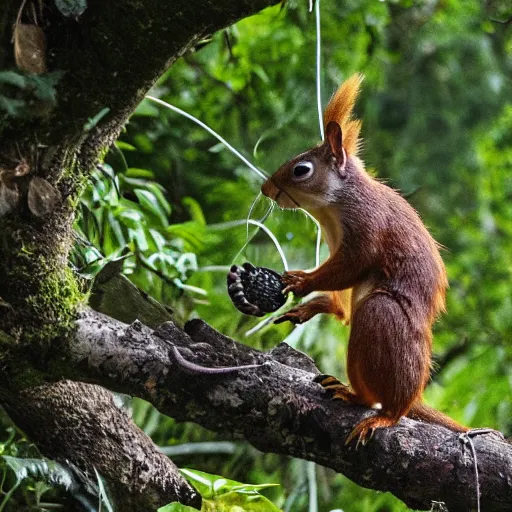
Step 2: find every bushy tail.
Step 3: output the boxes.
[407,401,469,433]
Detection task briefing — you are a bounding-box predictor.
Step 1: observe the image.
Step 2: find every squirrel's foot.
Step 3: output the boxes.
[345,415,398,449]
[282,270,312,297]
[314,374,357,403]
[274,305,314,325]
[274,296,334,325]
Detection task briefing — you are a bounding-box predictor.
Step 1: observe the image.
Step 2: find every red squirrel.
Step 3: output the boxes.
[261,74,470,444]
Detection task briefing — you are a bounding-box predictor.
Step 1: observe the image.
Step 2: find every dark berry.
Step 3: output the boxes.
[227,263,286,316]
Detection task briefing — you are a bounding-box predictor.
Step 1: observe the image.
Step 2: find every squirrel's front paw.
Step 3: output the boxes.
[274,304,313,325]
[282,270,311,297]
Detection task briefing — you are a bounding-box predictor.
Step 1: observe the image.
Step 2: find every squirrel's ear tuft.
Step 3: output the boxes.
[326,121,346,169]
[323,73,363,156]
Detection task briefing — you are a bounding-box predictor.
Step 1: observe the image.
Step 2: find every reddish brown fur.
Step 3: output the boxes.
[323,73,364,156]
[261,75,467,442]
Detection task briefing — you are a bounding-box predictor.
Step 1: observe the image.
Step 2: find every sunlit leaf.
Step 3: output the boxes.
[182,197,206,225]
[118,208,144,228]
[115,141,137,151]
[158,503,198,512]
[126,168,156,179]
[173,278,207,296]
[135,188,169,227]
[180,468,279,498]
[146,183,172,215]
[128,226,149,251]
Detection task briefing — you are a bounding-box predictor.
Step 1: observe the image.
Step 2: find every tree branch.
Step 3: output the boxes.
[2,380,201,511]
[57,307,512,512]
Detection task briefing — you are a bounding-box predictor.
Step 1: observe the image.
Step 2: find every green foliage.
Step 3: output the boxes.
[0,71,63,124]
[2,455,73,491]
[73,160,205,315]
[159,469,280,512]
[3,0,511,510]
[0,426,74,511]
[0,422,118,512]
[116,0,510,509]
[76,0,511,510]
[159,504,198,512]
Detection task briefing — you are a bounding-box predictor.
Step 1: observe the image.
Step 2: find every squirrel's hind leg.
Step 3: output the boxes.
[315,374,402,446]
[345,414,400,447]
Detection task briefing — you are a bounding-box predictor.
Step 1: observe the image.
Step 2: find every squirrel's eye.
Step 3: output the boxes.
[292,161,314,179]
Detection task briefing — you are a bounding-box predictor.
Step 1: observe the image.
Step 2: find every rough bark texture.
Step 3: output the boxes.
[3,381,201,511]
[0,0,279,509]
[58,308,511,512]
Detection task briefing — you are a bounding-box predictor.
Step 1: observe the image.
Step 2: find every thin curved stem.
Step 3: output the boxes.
[146,96,268,181]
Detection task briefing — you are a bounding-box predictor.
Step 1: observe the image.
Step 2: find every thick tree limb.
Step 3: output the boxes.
[58,307,511,512]
[0,0,279,155]
[3,381,201,511]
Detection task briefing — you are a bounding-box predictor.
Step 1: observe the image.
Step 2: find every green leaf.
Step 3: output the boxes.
[109,211,126,247]
[54,0,88,17]
[157,503,198,512]
[0,429,16,456]
[173,278,207,296]
[2,456,74,489]
[182,197,206,225]
[28,72,65,102]
[93,467,114,512]
[118,208,144,228]
[135,188,169,227]
[128,226,149,251]
[212,491,281,511]
[180,469,279,508]
[0,71,27,88]
[146,183,172,215]
[0,95,25,116]
[115,141,137,151]
[84,107,110,132]
[125,168,156,179]
[167,222,205,251]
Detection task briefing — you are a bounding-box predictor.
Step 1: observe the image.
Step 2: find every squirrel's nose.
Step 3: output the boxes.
[261,179,279,200]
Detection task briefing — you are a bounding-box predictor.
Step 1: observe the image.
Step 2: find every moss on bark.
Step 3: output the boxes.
[0,204,83,364]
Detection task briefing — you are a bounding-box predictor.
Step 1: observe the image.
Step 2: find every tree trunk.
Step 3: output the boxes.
[0,0,278,508]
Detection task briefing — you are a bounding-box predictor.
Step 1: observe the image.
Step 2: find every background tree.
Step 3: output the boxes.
[0,0,511,511]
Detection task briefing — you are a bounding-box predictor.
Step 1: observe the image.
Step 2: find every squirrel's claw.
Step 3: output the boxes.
[274,313,303,325]
[314,374,355,401]
[345,423,373,448]
[274,303,317,325]
[281,270,311,297]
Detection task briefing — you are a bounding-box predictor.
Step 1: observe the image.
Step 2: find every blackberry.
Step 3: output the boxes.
[227,262,286,317]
